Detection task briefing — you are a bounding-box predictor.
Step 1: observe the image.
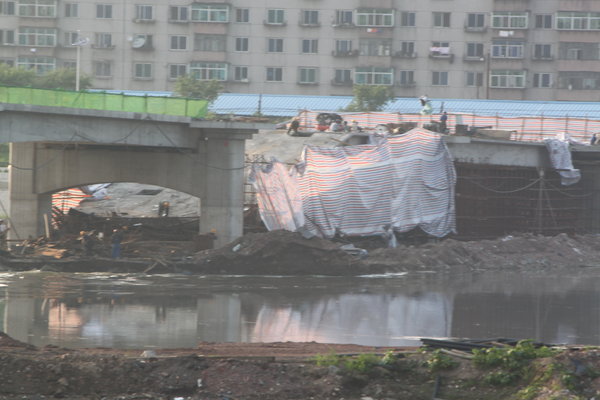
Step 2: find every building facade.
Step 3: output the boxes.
[0,0,599,101]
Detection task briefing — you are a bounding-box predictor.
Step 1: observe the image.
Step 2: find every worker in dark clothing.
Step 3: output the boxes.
[81,231,95,256]
[111,228,124,259]
[439,112,448,133]
[287,117,300,136]
[158,201,170,217]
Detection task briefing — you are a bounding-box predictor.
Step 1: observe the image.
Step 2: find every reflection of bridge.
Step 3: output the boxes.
[0,103,271,246]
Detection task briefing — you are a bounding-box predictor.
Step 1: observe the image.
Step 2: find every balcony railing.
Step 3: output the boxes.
[331,49,359,57]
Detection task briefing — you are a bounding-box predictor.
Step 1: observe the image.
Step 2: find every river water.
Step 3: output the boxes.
[1,269,599,349]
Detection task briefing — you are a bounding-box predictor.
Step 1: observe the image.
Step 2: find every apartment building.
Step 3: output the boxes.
[0,0,599,101]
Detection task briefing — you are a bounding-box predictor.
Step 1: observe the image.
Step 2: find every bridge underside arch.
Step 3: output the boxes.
[9,140,247,247]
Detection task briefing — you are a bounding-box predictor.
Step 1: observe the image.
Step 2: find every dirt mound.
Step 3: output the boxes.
[191,230,376,275]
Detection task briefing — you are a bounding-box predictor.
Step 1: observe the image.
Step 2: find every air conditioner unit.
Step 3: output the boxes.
[240,78,249,83]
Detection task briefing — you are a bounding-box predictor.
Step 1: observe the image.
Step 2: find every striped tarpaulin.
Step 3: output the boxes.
[52,188,91,214]
[252,128,456,239]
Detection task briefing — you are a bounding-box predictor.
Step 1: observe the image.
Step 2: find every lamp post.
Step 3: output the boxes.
[72,32,89,91]
[485,51,491,99]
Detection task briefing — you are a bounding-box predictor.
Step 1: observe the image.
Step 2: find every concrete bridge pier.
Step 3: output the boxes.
[9,142,53,241]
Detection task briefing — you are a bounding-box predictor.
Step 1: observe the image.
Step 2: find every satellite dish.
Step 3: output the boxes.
[132,36,146,48]
[72,37,90,46]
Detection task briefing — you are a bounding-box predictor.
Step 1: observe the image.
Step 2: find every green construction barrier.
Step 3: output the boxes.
[0,86,208,118]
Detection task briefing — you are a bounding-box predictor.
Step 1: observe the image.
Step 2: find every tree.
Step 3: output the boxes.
[0,65,91,91]
[344,85,395,112]
[173,75,222,104]
[35,68,92,91]
[0,64,36,87]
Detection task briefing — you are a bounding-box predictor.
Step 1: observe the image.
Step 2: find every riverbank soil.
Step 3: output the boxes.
[1,332,600,400]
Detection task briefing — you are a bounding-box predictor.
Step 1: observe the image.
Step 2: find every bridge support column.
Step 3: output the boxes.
[199,133,248,248]
[8,142,52,241]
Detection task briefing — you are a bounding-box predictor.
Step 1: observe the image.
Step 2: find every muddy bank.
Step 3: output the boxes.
[2,331,600,400]
[1,231,599,275]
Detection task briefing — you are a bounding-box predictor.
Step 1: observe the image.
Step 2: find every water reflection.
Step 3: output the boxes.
[1,270,600,349]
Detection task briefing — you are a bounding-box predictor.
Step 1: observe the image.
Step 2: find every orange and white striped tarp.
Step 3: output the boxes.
[52,188,91,214]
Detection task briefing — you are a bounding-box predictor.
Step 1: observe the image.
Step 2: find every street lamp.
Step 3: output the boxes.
[72,31,89,91]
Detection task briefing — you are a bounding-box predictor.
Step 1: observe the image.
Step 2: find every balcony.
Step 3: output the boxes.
[429,48,454,62]
[464,25,487,33]
[299,21,321,28]
[463,55,486,62]
[331,79,353,86]
[392,51,417,59]
[331,49,359,57]
[331,22,355,29]
[263,20,287,27]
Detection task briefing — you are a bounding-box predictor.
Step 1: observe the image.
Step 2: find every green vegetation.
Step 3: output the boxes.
[473,340,557,387]
[425,349,459,372]
[344,84,394,112]
[0,64,91,91]
[173,75,222,103]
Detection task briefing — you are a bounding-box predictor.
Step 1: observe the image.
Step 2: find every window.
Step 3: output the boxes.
[334,69,352,84]
[430,41,450,56]
[432,71,448,86]
[0,58,14,66]
[62,60,75,69]
[433,12,450,28]
[266,9,284,24]
[135,4,153,21]
[557,12,600,30]
[134,63,152,79]
[335,40,353,54]
[492,12,528,29]
[235,8,248,23]
[400,11,415,27]
[334,10,352,25]
[18,0,56,17]
[359,39,391,56]
[466,13,484,29]
[533,44,552,59]
[94,60,111,77]
[234,66,248,81]
[64,2,77,17]
[191,3,229,22]
[169,5,188,22]
[490,70,526,88]
[466,71,483,87]
[535,14,552,29]
[298,67,317,84]
[168,64,186,80]
[558,71,600,90]
[301,10,319,26]
[399,41,415,56]
[96,3,112,18]
[0,1,15,15]
[18,27,57,46]
[354,67,393,85]
[398,70,415,85]
[466,43,484,58]
[190,62,227,80]
[267,38,283,53]
[301,39,318,54]
[356,8,394,27]
[533,73,552,88]
[64,31,78,46]
[566,48,583,60]
[234,37,248,52]
[94,33,112,48]
[0,29,15,45]
[492,40,524,59]
[194,34,226,52]
[266,67,283,82]
[170,35,187,50]
[16,55,55,74]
